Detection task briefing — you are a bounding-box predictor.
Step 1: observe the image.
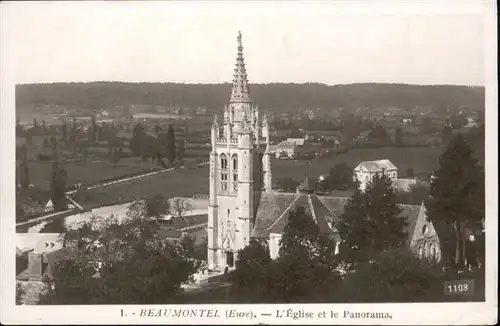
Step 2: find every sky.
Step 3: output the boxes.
[1,1,487,86]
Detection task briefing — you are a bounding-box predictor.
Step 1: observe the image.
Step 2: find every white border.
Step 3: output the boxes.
[1,1,497,325]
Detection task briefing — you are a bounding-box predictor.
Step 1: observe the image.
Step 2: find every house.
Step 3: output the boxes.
[16,233,74,305]
[354,160,398,191]
[353,159,416,192]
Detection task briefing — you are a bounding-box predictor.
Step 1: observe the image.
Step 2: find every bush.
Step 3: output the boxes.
[329,249,444,303]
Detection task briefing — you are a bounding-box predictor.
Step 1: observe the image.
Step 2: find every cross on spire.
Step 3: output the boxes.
[229,31,252,103]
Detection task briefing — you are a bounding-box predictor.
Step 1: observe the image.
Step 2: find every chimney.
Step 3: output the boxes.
[27,252,43,279]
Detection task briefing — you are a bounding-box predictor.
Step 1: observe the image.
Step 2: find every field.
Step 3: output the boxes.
[27,160,160,190]
[74,146,442,210]
[272,146,443,180]
[81,165,210,209]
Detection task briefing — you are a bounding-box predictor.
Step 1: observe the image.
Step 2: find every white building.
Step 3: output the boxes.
[354,159,416,192]
[354,159,398,191]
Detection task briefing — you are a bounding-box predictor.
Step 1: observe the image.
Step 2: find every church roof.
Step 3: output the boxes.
[251,192,422,245]
[229,31,252,103]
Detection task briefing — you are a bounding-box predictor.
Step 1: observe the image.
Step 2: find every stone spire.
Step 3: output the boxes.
[229,31,252,103]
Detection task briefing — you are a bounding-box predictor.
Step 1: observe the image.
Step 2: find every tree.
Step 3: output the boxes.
[108,147,121,166]
[33,118,38,131]
[61,119,68,143]
[441,124,453,145]
[368,125,390,144]
[50,140,68,211]
[232,239,271,290]
[176,140,186,160]
[71,117,78,144]
[129,123,146,156]
[426,134,484,270]
[169,198,193,219]
[276,178,299,192]
[395,182,430,205]
[16,117,23,135]
[90,115,98,143]
[165,124,176,165]
[154,124,162,136]
[39,213,199,305]
[266,207,337,302]
[451,113,468,129]
[18,144,30,190]
[395,127,403,146]
[16,283,26,305]
[145,194,169,219]
[328,249,444,303]
[322,162,354,191]
[338,173,406,263]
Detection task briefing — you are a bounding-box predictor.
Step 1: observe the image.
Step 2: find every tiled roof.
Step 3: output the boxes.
[251,192,421,245]
[354,159,398,172]
[251,192,297,236]
[399,203,424,244]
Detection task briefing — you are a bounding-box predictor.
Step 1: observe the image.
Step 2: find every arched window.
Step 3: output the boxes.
[220,154,228,192]
[232,154,238,170]
[220,154,228,170]
[418,244,424,259]
[231,154,238,193]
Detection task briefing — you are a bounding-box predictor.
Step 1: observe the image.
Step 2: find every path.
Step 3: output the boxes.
[66,161,209,195]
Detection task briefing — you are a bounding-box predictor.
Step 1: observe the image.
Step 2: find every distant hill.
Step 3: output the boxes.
[16,82,485,113]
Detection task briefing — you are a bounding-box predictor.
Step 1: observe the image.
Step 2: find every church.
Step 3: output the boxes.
[207,32,441,271]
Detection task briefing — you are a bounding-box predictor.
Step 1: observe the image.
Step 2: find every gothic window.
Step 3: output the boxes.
[220,154,228,170]
[220,154,228,192]
[231,154,238,193]
[232,155,238,170]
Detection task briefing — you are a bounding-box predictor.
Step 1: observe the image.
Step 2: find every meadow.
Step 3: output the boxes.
[74,146,442,210]
[27,159,161,190]
[81,165,210,209]
[272,146,443,180]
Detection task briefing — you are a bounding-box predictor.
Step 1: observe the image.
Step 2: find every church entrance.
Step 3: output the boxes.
[226,251,234,267]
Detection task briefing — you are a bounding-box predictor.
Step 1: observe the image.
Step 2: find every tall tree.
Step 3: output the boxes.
[165,124,176,165]
[441,124,453,145]
[33,118,38,131]
[50,139,68,211]
[129,123,146,156]
[338,173,406,262]
[321,162,354,191]
[91,115,98,143]
[70,117,78,144]
[16,117,23,135]
[61,119,68,143]
[426,134,484,269]
[19,144,30,190]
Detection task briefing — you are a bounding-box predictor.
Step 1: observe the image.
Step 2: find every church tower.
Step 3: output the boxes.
[207,32,271,271]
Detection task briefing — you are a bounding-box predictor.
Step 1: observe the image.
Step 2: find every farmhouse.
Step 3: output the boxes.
[207,32,439,271]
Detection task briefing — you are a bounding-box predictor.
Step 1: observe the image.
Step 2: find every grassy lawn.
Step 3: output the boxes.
[272,146,442,180]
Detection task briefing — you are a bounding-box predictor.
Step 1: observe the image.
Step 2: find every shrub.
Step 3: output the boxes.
[329,249,444,302]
